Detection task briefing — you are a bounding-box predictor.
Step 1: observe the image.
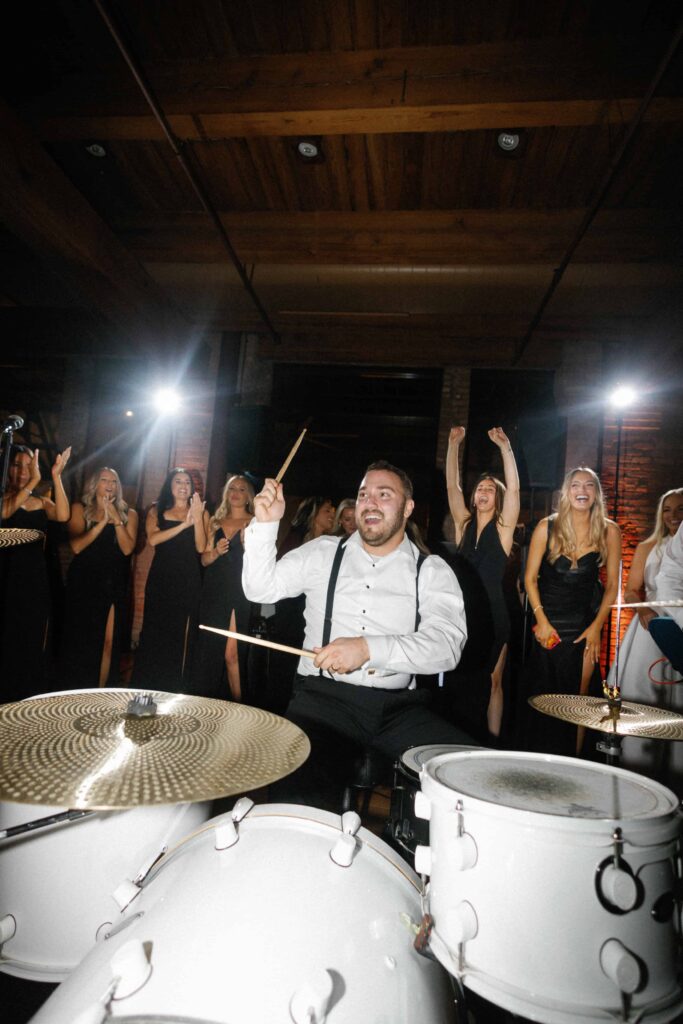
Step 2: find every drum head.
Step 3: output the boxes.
[401,743,481,778]
[427,751,679,820]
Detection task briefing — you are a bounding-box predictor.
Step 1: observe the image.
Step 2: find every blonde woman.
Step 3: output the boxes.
[334,498,357,537]
[447,426,520,737]
[193,475,255,701]
[524,467,621,755]
[607,488,683,772]
[62,467,138,688]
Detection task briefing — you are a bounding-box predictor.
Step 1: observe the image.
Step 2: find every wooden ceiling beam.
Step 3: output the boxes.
[25,35,681,140]
[114,209,682,265]
[0,100,188,348]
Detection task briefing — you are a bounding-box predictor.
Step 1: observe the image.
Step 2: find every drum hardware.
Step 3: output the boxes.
[0,807,93,841]
[213,796,253,850]
[0,527,44,546]
[126,692,157,717]
[32,803,454,1024]
[529,693,683,740]
[0,689,310,808]
[415,750,683,1023]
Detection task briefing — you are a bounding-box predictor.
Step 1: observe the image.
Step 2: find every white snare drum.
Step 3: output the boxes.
[415,750,683,1024]
[33,803,455,1024]
[389,744,482,855]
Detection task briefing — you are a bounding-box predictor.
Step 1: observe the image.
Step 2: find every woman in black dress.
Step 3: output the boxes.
[523,467,621,756]
[192,474,254,701]
[0,445,71,702]
[446,426,520,737]
[131,468,208,693]
[61,467,138,688]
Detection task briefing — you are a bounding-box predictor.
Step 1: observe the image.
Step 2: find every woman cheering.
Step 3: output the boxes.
[131,468,208,692]
[61,467,138,688]
[446,426,520,737]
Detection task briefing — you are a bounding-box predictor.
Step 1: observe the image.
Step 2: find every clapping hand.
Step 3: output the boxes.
[215,536,229,557]
[51,446,72,479]
[189,492,205,523]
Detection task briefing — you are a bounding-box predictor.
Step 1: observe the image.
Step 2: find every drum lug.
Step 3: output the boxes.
[110,938,152,999]
[215,797,255,850]
[111,878,142,912]
[289,967,334,1023]
[414,790,431,821]
[599,938,642,995]
[414,844,432,876]
[446,900,478,945]
[0,912,16,945]
[452,833,478,871]
[330,833,357,867]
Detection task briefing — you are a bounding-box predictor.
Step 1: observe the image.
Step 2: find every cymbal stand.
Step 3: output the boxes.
[598,563,624,766]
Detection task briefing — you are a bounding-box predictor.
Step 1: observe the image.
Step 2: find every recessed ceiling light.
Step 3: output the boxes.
[85,143,107,158]
[497,132,520,153]
[294,138,324,163]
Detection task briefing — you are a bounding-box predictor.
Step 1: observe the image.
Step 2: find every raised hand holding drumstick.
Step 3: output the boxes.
[254,478,286,523]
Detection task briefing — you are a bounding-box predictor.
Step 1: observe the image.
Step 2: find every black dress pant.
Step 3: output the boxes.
[271,673,476,810]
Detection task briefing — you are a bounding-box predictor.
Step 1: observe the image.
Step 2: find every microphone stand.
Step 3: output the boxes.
[0,423,16,524]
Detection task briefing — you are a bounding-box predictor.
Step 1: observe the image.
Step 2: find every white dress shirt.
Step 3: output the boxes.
[242,522,467,689]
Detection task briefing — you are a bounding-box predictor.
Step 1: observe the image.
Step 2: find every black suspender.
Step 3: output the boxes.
[321,535,350,648]
[319,538,427,674]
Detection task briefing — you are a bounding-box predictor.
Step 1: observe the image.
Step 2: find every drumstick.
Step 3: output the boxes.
[275,427,307,483]
[610,600,683,609]
[200,624,315,659]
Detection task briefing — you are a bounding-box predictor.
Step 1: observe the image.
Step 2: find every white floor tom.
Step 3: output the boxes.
[415,750,683,1024]
[32,803,455,1024]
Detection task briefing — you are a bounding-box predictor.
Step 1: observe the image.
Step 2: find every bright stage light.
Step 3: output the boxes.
[608,384,637,409]
[153,388,182,415]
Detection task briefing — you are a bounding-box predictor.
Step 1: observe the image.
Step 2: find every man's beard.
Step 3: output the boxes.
[357,502,406,547]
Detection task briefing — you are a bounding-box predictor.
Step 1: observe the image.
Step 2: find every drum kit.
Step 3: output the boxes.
[0,684,681,1024]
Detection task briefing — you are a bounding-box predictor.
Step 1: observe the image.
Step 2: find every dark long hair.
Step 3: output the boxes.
[156,467,196,526]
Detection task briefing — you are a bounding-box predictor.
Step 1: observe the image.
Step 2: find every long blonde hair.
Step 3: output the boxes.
[548,467,609,565]
[645,488,683,550]
[81,467,128,528]
[210,474,255,532]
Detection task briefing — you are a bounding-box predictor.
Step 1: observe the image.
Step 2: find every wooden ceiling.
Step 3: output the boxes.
[1,0,682,369]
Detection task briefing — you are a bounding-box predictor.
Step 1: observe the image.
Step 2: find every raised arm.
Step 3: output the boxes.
[446,426,468,543]
[243,479,307,603]
[488,427,520,555]
[44,446,72,522]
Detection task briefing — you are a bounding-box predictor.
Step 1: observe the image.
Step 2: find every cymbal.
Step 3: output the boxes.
[529,693,683,740]
[0,690,310,809]
[0,527,44,547]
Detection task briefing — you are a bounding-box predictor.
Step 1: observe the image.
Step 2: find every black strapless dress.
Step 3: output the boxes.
[131,516,201,693]
[459,518,509,670]
[191,529,253,700]
[61,523,131,688]
[0,506,51,702]
[523,517,602,755]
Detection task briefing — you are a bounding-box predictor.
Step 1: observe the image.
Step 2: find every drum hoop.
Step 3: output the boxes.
[144,804,423,894]
[422,750,680,824]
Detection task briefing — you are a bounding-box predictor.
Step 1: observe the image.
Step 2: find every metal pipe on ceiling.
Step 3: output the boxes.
[512,14,683,366]
[94,0,280,346]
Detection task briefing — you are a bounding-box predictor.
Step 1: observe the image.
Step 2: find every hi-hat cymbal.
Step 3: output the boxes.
[0,690,310,809]
[0,527,44,547]
[529,693,683,740]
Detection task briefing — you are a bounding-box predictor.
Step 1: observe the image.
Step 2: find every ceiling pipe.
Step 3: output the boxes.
[94,0,280,346]
[512,14,683,366]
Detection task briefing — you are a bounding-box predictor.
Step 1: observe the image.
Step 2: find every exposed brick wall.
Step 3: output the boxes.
[435,367,470,540]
